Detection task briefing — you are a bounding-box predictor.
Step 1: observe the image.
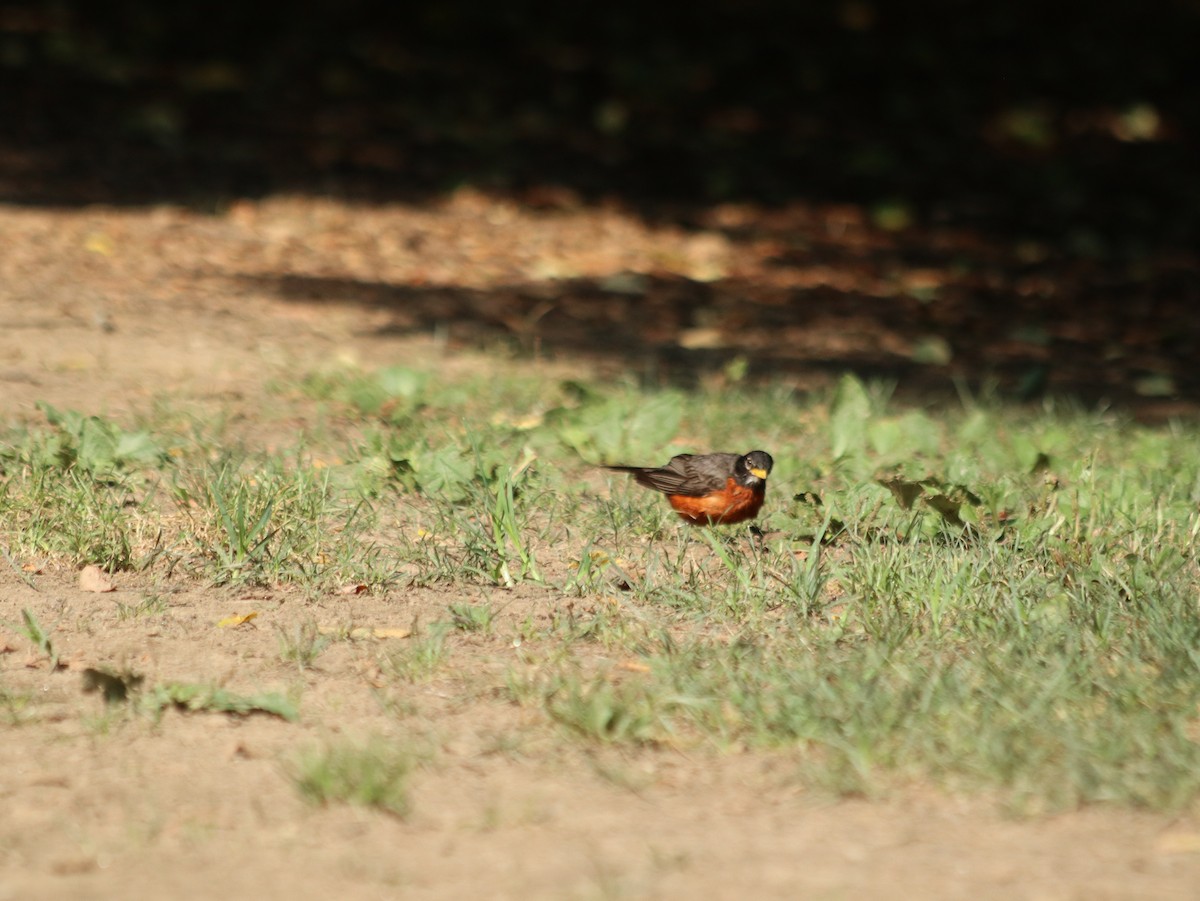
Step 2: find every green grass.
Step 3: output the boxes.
[277,620,333,669]
[0,682,35,725]
[115,592,170,621]
[448,601,497,633]
[290,738,416,817]
[15,608,59,669]
[4,364,1200,812]
[382,626,451,683]
[172,454,383,588]
[142,682,299,721]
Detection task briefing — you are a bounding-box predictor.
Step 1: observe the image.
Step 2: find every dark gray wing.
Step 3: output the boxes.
[607,453,739,496]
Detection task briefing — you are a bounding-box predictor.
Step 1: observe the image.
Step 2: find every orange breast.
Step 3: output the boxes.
[667,478,765,525]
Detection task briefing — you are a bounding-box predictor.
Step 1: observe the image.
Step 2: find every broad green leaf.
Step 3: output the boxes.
[145,682,298,721]
[868,410,941,460]
[375,366,428,400]
[411,445,476,502]
[555,391,682,462]
[830,374,871,461]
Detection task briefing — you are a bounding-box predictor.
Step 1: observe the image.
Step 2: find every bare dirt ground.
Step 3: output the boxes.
[3,197,1200,900]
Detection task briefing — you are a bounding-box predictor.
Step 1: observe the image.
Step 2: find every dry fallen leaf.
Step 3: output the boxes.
[677,327,727,350]
[217,612,259,628]
[79,565,116,593]
[84,232,115,256]
[318,625,412,640]
[337,583,369,595]
[362,627,412,639]
[617,660,652,673]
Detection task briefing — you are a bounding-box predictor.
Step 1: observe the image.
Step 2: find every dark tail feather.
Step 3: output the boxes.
[602,464,647,474]
[603,465,680,494]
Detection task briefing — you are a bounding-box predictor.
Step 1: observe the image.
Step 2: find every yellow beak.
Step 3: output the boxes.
[749,467,768,480]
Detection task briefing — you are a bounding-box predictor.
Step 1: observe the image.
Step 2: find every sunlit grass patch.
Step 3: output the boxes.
[276,619,333,670]
[381,625,451,683]
[169,453,382,588]
[141,682,299,722]
[0,682,35,726]
[3,358,1200,813]
[290,738,417,818]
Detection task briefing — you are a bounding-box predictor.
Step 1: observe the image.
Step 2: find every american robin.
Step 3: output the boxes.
[605,450,774,525]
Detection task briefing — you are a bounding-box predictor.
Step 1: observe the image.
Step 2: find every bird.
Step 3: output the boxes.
[605,450,774,525]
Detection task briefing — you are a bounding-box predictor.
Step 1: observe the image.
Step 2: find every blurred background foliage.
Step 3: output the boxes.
[2,0,1197,252]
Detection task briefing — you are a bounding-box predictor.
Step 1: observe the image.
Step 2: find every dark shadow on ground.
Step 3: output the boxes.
[4,1,1199,251]
[6,1,1199,415]
[240,231,1200,418]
